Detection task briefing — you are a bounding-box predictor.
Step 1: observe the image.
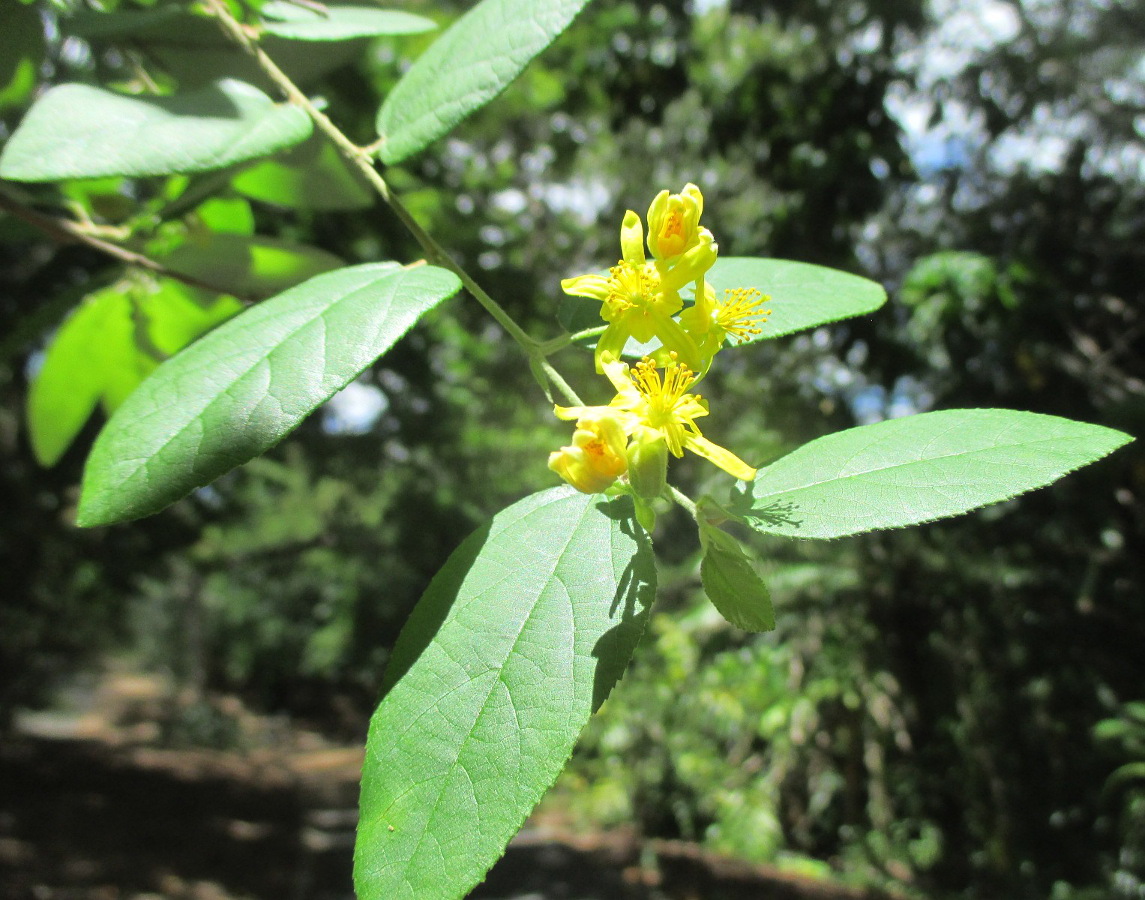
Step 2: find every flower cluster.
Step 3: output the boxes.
[549,185,768,496]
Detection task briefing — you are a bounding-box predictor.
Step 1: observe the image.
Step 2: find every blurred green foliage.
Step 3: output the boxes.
[1,0,1142,897]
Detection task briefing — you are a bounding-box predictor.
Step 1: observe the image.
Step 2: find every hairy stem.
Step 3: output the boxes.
[667,484,698,520]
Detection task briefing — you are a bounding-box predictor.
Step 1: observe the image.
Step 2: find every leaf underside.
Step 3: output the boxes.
[0,79,312,181]
[77,263,460,527]
[377,0,591,164]
[355,487,656,900]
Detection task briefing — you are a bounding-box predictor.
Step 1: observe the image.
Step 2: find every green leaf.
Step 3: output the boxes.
[66,9,366,91]
[376,0,591,164]
[731,409,1133,539]
[0,1,44,110]
[232,135,373,211]
[356,487,655,900]
[193,197,256,235]
[27,289,128,467]
[260,3,437,41]
[27,281,245,467]
[157,233,344,297]
[141,282,242,359]
[65,7,185,40]
[0,79,312,182]
[77,263,461,526]
[698,522,774,632]
[706,257,887,341]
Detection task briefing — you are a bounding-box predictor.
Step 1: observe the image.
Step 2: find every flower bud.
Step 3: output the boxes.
[625,425,668,500]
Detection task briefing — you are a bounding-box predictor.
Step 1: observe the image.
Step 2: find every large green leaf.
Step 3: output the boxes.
[376,0,591,164]
[77,263,461,526]
[698,521,774,632]
[730,409,1133,539]
[260,3,437,41]
[705,257,887,341]
[356,487,656,900]
[0,79,312,181]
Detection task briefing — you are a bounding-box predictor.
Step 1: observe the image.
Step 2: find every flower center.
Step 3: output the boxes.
[631,356,698,428]
[606,260,660,314]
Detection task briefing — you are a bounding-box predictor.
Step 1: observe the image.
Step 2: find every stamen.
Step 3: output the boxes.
[632,354,698,405]
[718,288,771,341]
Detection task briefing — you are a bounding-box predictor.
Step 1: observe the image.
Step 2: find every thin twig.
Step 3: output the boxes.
[0,188,258,302]
[202,0,541,354]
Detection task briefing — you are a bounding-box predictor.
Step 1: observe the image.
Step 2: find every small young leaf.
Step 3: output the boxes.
[0,79,312,182]
[232,136,373,211]
[732,409,1133,539]
[699,522,775,632]
[27,289,127,467]
[157,232,344,297]
[0,1,44,111]
[193,197,256,235]
[27,281,240,466]
[77,264,461,527]
[376,0,591,164]
[706,257,887,341]
[260,3,437,41]
[356,487,656,900]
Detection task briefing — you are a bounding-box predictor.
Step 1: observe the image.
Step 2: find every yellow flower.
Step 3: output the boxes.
[562,210,703,371]
[646,183,705,262]
[548,411,629,494]
[555,355,756,482]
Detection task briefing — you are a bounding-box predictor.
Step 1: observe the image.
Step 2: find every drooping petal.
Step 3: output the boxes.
[561,272,610,299]
[599,354,635,393]
[554,403,606,421]
[683,434,757,481]
[594,324,633,373]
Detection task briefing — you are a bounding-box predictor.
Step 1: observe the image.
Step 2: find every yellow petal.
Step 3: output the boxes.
[554,403,608,421]
[620,210,646,266]
[599,353,634,392]
[681,183,704,219]
[660,229,718,293]
[594,324,633,374]
[684,434,756,481]
[548,446,620,493]
[561,273,609,299]
[647,309,703,371]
